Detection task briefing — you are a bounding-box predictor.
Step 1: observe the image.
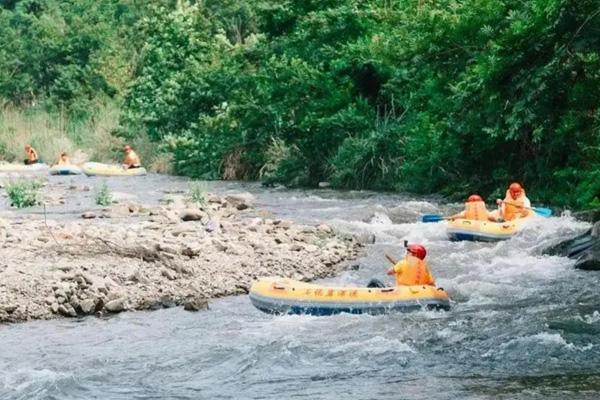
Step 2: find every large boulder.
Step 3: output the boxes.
[573,209,600,223]
[544,222,600,270]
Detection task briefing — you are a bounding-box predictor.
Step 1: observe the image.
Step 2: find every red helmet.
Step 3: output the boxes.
[467,194,483,202]
[406,244,427,260]
[509,182,523,194]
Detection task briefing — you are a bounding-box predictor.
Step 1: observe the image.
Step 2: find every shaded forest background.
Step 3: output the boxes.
[1,0,599,208]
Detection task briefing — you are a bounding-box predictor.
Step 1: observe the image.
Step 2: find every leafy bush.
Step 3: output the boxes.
[95,182,112,206]
[5,180,42,208]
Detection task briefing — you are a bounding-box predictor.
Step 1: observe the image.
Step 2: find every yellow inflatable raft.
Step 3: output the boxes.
[49,165,82,175]
[446,213,534,241]
[82,162,147,177]
[249,277,450,316]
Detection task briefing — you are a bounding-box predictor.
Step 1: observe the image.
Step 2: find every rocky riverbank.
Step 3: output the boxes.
[0,190,363,323]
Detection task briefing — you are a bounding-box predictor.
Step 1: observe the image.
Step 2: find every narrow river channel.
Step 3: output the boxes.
[1,176,597,399]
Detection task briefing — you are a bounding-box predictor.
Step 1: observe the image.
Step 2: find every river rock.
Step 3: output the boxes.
[573,209,600,223]
[183,296,209,312]
[317,224,333,234]
[225,193,255,210]
[58,304,77,317]
[171,223,196,237]
[180,208,205,221]
[161,268,177,280]
[109,204,132,218]
[105,298,126,313]
[545,221,600,270]
[81,212,97,219]
[80,299,95,314]
[574,243,600,270]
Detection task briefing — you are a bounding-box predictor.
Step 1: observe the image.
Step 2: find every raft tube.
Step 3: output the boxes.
[249,277,450,316]
[446,213,534,242]
[82,162,147,177]
[49,165,82,175]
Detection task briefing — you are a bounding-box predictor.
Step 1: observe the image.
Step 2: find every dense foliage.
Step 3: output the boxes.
[2,0,599,208]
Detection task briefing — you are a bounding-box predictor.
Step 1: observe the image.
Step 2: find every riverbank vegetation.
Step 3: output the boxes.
[1,0,599,208]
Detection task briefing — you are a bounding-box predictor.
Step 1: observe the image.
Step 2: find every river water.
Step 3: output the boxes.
[1,175,598,399]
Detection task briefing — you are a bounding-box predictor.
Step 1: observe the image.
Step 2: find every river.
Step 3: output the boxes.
[0,175,598,399]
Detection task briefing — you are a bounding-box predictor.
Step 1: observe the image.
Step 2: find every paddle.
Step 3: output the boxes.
[421,214,450,223]
[501,201,552,218]
[385,253,398,265]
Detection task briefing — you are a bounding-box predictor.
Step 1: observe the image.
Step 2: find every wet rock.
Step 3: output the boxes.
[183,297,209,312]
[573,209,600,223]
[545,222,600,271]
[575,250,600,270]
[80,299,95,314]
[50,303,59,314]
[180,208,205,221]
[318,181,331,188]
[225,193,255,210]
[69,296,81,311]
[58,304,77,317]
[105,298,126,313]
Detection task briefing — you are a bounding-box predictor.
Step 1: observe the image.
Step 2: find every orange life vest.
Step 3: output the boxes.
[393,256,435,286]
[502,190,529,221]
[464,200,489,221]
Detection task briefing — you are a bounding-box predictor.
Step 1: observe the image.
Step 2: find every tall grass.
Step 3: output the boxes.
[0,105,163,168]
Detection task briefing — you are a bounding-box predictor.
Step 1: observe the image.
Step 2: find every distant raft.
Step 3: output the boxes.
[0,162,48,172]
[249,277,450,316]
[81,162,147,177]
[49,165,82,175]
[446,213,534,242]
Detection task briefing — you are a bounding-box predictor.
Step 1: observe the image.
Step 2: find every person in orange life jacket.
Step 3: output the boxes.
[386,244,436,286]
[449,194,496,221]
[24,144,39,165]
[122,145,141,169]
[495,182,531,221]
